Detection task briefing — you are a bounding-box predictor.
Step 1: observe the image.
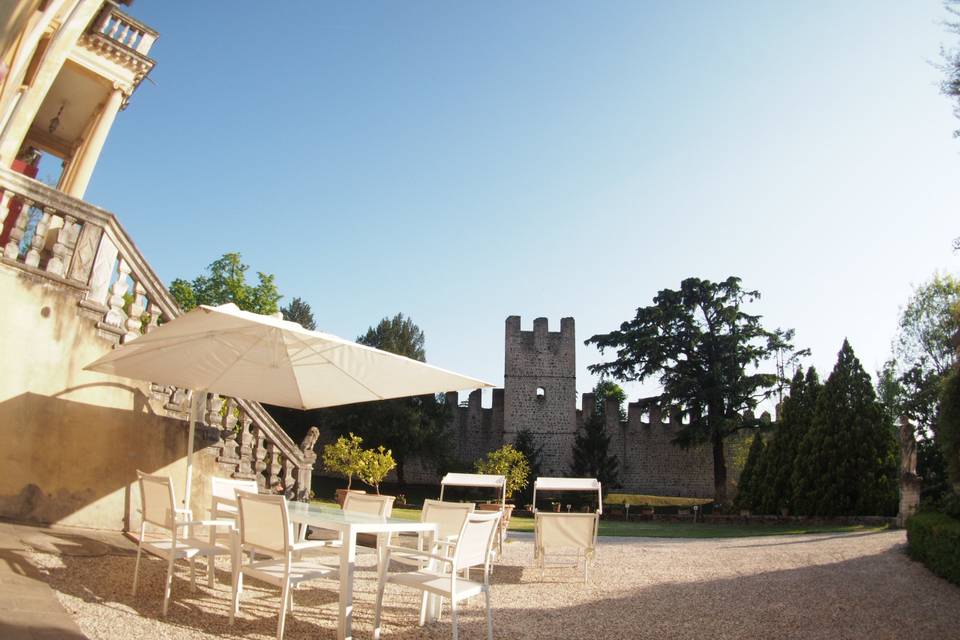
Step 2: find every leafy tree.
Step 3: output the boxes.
[755,367,821,515]
[282,297,317,330]
[883,274,960,500]
[733,433,765,512]
[321,433,365,490]
[474,444,530,500]
[358,445,397,495]
[586,276,799,504]
[512,428,543,507]
[170,252,282,315]
[570,381,624,488]
[792,340,897,516]
[316,313,450,486]
[938,370,960,494]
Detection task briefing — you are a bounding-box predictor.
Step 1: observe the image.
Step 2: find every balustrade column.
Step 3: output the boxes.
[46,214,77,277]
[24,207,52,268]
[104,259,130,328]
[123,281,146,342]
[3,197,32,260]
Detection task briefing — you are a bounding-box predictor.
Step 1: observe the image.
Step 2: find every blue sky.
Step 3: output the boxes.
[86,1,956,407]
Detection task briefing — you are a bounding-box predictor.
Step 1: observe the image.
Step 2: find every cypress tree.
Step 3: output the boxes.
[734,433,765,512]
[792,340,897,516]
[571,383,622,488]
[757,368,820,514]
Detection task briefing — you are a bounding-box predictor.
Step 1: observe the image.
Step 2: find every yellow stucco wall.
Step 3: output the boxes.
[0,262,219,531]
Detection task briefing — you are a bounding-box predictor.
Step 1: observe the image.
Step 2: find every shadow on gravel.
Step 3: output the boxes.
[723,529,893,549]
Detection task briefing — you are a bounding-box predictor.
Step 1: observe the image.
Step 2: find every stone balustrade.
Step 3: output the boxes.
[0,166,317,500]
[89,3,158,56]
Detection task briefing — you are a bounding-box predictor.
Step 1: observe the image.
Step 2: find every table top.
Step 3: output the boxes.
[286,501,436,534]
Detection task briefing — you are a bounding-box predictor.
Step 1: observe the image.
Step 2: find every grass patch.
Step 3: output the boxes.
[604,493,712,508]
[312,499,887,539]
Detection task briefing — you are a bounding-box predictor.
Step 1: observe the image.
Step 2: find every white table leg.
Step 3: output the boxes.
[338,525,356,640]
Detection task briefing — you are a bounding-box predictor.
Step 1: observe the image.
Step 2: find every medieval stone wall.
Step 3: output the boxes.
[315,314,749,498]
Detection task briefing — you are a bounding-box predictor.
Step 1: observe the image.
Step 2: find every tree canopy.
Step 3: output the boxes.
[316,313,449,485]
[585,276,799,504]
[570,380,623,488]
[282,297,317,330]
[170,252,282,315]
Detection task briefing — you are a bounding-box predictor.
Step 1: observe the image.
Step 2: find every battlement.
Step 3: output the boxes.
[505,315,575,340]
[577,393,773,430]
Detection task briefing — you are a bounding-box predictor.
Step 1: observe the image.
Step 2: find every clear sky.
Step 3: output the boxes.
[86,1,956,408]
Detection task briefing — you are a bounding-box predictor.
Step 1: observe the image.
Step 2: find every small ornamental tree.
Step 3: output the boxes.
[474,444,530,500]
[734,433,765,512]
[358,445,397,495]
[321,433,365,490]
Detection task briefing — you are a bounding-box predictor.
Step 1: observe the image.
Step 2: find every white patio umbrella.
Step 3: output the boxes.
[85,303,494,502]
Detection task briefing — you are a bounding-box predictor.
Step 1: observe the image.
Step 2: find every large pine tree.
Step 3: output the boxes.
[792,340,897,516]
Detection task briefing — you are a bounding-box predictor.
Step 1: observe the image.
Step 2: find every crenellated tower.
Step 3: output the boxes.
[503,315,576,475]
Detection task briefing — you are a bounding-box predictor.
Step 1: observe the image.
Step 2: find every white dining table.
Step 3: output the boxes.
[285,501,438,640]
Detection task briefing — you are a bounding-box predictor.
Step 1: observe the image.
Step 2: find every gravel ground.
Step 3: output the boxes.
[28,529,960,640]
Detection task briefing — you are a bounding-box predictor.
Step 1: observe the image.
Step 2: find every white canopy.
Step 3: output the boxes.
[85,303,494,503]
[439,473,506,507]
[532,476,602,515]
[440,473,506,489]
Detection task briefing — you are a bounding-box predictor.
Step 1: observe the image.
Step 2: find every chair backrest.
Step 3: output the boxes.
[535,513,598,551]
[452,511,501,572]
[421,499,475,541]
[342,493,394,517]
[211,476,259,514]
[137,471,177,530]
[237,492,290,556]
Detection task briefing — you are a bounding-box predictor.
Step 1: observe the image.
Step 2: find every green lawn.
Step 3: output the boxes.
[312,500,887,539]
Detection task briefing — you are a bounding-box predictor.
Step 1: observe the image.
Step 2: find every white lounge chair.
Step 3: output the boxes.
[439,472,507,558]
[131,471,234,615]
[230,492,339,640]
[532,477,602,582]
[373,511,502,640]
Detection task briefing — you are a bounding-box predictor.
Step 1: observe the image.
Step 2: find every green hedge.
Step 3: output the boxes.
[906,511,960,586]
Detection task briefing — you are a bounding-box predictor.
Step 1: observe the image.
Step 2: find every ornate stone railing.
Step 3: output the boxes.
[88,2,158,56]
[0,166,317,499]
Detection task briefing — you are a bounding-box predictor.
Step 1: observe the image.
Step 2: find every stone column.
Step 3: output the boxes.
[61,87,124,199]
[897,417,922,528]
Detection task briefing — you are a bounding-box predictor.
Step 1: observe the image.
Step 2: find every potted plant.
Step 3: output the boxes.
[321,433,367,505]
[357,445,396,495]
[473,444,530,529]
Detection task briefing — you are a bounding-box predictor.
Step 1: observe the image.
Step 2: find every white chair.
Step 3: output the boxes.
[534,512,599,581]
[206,476,259,586]
[390,499,475,570]
[304,492,395,553]
[230,492,339,640]
[131,471,234,616]
[373,511,501,640]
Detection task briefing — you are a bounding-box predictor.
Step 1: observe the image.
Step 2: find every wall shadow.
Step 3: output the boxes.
[0,390,200,529]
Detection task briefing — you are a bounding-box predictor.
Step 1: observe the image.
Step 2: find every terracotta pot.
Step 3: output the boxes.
[335,488,366,506]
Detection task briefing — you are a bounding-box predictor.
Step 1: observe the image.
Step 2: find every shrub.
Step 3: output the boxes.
[474,444,530,500]
[906,511,960,586]
[937,369,960,492]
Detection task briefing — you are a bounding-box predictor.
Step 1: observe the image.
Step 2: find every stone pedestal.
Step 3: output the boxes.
[898,475,921,528]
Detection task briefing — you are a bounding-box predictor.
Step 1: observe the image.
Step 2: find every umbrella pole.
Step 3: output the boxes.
[183,389,203,508]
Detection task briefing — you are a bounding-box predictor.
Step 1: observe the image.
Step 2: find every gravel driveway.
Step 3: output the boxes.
[29,529,960,640]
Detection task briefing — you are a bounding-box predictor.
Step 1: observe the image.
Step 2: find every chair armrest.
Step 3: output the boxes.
[175,518,235,530]
[385,545,452,565]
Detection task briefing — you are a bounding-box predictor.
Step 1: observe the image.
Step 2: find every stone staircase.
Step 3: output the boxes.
[0,166,317,500]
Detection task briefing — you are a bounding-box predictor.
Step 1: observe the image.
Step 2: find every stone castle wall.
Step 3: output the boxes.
[315,315,749,497]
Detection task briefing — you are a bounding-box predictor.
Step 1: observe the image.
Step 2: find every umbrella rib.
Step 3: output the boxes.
[203,329,281,394]
[287,334,385,403]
